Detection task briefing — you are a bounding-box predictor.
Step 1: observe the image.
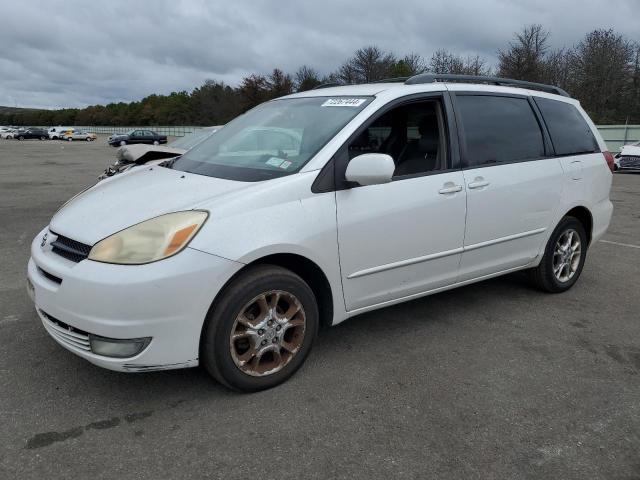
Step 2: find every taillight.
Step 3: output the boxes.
[603,151,615,173]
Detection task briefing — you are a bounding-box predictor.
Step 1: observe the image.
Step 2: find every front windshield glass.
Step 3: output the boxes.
[170,96,372,181]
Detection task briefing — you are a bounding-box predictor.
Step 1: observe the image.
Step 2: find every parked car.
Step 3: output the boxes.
[48,127,74,140]
[0,128,17,139]
[15,128,48,140]
[28,74,613,392]
[614,141,640,171]
[62,129,97,142]
[99,126,222,179]
[108,129,167,147]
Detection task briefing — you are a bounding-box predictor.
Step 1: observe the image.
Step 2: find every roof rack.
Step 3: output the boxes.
[312,82,343,90]
[371,77,409,83]
[404,73,570,97]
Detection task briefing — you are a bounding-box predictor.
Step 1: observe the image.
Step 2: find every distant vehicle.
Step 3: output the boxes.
[100,127,221,180]
[48,127,74,140]
[614,141,640,172]
[108,129,167,147]
[15,128,48,140]
[62,129,97,142]
[0,128,17,139]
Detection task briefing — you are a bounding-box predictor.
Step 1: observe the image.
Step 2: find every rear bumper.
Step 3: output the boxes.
[28,227,243,372]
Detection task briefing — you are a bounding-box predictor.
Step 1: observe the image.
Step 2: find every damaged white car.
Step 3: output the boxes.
[100,126,221,179]
[614,141,640,172]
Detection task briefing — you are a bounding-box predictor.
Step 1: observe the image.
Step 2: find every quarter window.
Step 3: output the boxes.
[457,95,545,167]
[534,97,599,156]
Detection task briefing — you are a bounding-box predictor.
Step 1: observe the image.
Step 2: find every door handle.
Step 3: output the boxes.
[468,178,490,189]
[438,185,463,194]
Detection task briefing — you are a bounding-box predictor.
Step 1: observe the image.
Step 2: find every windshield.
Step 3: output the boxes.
[170,127,219,150]
[170,96,372,181]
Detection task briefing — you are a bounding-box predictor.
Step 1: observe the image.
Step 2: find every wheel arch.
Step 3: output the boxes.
[564,206,593,245]
[206,252,335,332]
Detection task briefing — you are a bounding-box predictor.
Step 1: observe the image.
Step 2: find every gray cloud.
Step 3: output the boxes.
[0,0,637,109]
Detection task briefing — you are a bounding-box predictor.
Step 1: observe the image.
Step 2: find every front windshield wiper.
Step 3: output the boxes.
[161,156,182,169]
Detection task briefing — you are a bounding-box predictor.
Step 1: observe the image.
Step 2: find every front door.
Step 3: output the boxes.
[335,96,467,311]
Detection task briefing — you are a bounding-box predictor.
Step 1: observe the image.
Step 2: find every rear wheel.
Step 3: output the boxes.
[201,265,318,392]
[153,140,159,145]
[528,216,587,293]
[67,137,72,142]
[18,135,24,140]
[39,136,45,140]
[85,137,91,142]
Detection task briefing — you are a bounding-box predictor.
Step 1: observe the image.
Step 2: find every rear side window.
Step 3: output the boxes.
[456,95,545,167]
[534,97,599,156]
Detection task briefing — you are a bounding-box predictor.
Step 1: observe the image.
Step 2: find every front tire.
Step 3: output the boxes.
[201,265,319,392]
[67,137,72,142]
[120,140,127,146]
[528,216,587,293]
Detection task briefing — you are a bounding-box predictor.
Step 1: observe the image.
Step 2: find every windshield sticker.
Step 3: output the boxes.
[266,157,284,168]
[279,160,292,170]
[321,98,367,107]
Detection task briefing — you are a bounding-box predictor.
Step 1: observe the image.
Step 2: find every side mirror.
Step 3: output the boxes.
[345,153,395,186]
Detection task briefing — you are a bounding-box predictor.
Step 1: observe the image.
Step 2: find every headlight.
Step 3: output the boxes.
[88,210,208,264]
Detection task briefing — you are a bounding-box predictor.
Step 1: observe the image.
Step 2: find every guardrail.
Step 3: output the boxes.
[596,125,640,152]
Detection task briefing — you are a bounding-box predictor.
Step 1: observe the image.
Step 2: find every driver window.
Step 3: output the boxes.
[347,99,447,177]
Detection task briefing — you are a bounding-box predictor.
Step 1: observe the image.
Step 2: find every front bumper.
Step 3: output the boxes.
[28,227,243,372]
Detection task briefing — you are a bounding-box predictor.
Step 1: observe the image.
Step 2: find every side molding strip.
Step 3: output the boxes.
[347,227,546,279]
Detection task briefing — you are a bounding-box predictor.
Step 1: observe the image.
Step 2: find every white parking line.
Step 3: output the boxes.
[599,239,640,249]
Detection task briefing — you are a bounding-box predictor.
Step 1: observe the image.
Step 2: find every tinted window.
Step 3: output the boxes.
[534,97,599,156]
[348,100,447,177]
[457,95,545,166]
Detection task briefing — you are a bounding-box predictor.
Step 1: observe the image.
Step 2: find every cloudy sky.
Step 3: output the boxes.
[1,0,637,109]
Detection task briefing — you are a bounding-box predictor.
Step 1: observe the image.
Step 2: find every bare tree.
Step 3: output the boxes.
[294,65,321,92]
[498,24,550,82]
[390,53,427,77]
[567,29,635,123]
[338,46,396,83]
[429,50,491,75]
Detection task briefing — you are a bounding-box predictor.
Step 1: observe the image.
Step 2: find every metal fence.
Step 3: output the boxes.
[66,124,640,150]
[72,126,204,137]
[596,125,640,152]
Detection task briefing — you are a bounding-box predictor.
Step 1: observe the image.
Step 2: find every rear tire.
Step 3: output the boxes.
[527,216,587,293]
[18,136,24,140]
[153,140,159,145]
[39,136,45,140]
[201,265,319,392]
[67,137,72,142]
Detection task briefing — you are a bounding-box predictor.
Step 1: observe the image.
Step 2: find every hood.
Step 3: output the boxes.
[620,145,640,156]
[50,166,251,245]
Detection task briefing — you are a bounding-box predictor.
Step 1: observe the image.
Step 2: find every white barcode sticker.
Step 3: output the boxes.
[321,98,367,107]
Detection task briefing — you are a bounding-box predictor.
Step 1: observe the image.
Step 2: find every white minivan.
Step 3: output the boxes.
[28,74,614,391]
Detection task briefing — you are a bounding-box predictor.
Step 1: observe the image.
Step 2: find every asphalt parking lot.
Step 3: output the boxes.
[0,137,639,480]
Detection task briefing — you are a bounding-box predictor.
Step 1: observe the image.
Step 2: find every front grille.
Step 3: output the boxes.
[619,156,640,169]
[40,310,91,352]
[37,267,62,284]
[50,232,91,263]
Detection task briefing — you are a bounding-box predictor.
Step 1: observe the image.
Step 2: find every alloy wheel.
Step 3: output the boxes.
[552,229,581,282]
[229,290,306,377]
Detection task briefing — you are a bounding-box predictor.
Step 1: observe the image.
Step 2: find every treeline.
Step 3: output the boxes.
[2,25,639,127]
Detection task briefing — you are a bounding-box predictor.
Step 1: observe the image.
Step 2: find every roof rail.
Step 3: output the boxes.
[404,73,570,97]
[371,77,409,83]
[312,82,343,90]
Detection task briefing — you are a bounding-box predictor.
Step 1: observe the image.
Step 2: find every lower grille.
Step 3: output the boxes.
[40,310,91,352]
[37,267,62,285]
[50,232,92,263]
[619,156,640,169]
